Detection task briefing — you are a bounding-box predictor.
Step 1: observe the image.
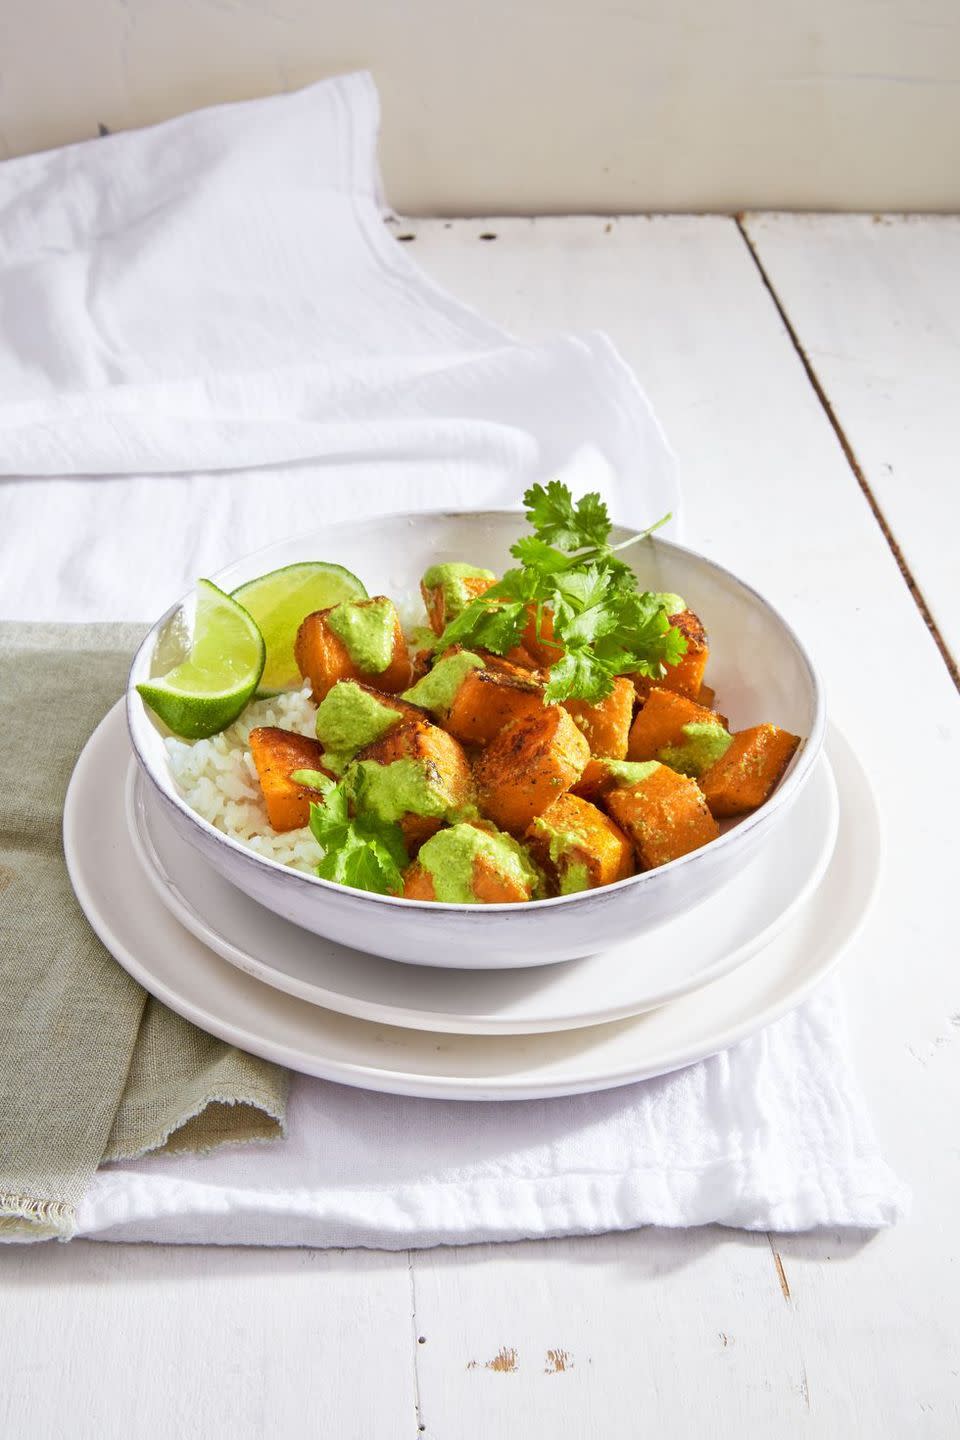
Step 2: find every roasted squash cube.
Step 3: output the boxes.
[474,705,590,835]
[445,664,545,746]
[248,727,334,833]
[420,563,497,635]
[499,644,542,673]
[294,596,411,701]
[351,719,475,829]
[572,757,660,804]
[633,609,709,702]
[563,676,636,759]
[525,793,634,894]
[398,815,444,852]
[606,763,719,870]
[521,604,564,667]
[401,821,541,903]
[699,724,801,818]
[313,680,428,767]
[627,687,723,761]
[402,862,438,900]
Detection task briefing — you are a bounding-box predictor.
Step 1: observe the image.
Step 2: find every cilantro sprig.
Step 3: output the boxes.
[436,482,686,703]
[292,769,408,897]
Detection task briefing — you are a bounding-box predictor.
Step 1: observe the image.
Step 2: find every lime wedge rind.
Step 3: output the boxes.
[232,560,368,694]
[137,579,266,739]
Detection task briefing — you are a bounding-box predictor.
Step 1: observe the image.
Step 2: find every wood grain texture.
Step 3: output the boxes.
[0,1241,416,1440]
[742,212,960,671]
[402,216,960,1436]
[1,216,958,1438]
[412,1230,808,1436]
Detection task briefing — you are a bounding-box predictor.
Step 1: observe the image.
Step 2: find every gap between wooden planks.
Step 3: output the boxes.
[398,215,960,1440]
[1,215,957,1440]
[737,213,959,692]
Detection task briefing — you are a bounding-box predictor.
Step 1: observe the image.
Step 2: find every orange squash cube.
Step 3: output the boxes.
[398,815,444,852]
[699,724,801,818]
[354,719,475,816]
[563,676,636,759]
[521,604,564,667]
[572,757,659,804]
[474,705,590,835]
[606,763,719,870]
[401,822,541,903]
[500,644,542,672]
[525,793,634,894]
[633,609,709,703]
[627,687,722,761]
[294,596,411,701]
[248,727,334,833]
[421,568,497,635]
[402,863,437,900]
[445,665,545,746]
[571,757,612,803]
[402,856,533,904]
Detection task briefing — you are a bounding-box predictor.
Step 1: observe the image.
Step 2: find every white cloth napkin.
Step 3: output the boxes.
[0,71,676,622]
[0,73,906,1242]
[78,991,904,1245]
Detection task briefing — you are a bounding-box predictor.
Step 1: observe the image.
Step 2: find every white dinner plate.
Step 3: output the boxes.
[125,741,838,1035]
[64,705,879,1100]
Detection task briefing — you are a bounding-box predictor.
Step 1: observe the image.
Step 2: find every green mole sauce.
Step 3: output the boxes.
[559,860,591,895]
[658,722,732,778]
[422,563,495,622]
[313,680,402,772]
[402,650,485,714]
[326,597,395,673]
[654,592,686,617]
[530,817,592,894]
[595,759,661,789]
[347,758,448,823]
[416,823,540,903]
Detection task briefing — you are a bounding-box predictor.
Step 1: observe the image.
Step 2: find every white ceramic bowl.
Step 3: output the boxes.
[127,511,825,968]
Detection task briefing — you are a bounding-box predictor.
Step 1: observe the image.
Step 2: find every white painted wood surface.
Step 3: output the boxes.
[2,217,958,1438]
[743,212,960,670]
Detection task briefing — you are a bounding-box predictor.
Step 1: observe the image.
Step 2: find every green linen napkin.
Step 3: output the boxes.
[0,624,289,1242]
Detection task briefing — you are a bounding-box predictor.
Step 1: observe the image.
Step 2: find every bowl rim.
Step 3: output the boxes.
[126,507,826,914]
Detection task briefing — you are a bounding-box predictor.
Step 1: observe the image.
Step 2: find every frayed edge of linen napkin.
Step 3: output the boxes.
[0,625,290,1245]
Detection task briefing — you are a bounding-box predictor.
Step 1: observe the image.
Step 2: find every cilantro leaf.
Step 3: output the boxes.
[551,563,616,621]
[543,648,611,703]
[438,597,529,655]
[570,491,613,550]
[307,780,407,897]
[430,481,684,704]
[523,482,611,553]
[509,535,578,576]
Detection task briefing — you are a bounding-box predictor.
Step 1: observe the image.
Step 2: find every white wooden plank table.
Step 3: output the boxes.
[741,213,960,675]
[2,215,958,1440]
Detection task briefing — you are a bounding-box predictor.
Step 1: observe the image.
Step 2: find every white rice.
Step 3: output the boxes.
[164,685,324,874]
[164,589,434,875]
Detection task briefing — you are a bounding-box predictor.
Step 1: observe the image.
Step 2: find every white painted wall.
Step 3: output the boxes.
[1,0,958,211]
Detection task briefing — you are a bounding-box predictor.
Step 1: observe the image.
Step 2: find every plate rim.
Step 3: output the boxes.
[123,739,840,1035]
[64,708,881,1100]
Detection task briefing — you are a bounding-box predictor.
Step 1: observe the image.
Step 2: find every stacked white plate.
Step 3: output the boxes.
[65,702,879,1100]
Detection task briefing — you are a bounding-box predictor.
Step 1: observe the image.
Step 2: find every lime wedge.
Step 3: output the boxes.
[137,580,266,738]
[232,561,368,693]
